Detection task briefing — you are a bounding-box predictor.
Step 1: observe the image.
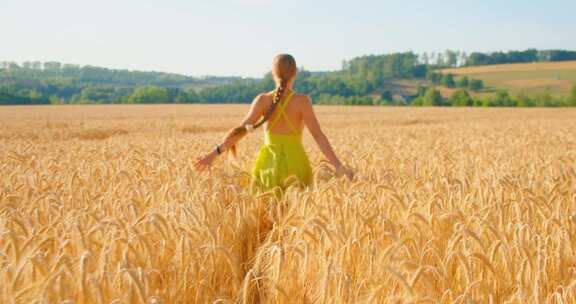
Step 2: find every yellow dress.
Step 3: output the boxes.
[251,91,313,193]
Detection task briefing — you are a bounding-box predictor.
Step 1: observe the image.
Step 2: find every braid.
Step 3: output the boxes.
[254,80,287,129]
[220,80,287,158]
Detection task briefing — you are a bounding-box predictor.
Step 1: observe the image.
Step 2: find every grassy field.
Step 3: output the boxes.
[1,105,576,303]
[441,61,576,97]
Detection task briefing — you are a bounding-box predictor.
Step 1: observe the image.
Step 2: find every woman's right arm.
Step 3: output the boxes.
[302,96,354,180]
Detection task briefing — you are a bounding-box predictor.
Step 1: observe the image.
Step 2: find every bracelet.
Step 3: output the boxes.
[216,145,221,155]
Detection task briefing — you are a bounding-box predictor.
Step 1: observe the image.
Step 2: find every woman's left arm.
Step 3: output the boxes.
[194,94,266,171]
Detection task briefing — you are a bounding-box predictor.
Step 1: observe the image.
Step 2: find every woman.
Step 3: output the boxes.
[194,54,354,192]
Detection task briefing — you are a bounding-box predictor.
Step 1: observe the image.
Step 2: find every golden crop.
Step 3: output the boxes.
[1,104,575,303]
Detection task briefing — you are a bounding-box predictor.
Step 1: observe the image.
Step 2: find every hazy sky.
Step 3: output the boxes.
[2,0,575,77]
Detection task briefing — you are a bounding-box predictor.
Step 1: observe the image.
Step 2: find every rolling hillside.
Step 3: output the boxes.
[441,61,576,97]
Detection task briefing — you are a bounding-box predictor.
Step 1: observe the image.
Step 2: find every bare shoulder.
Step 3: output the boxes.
[292,94,313,114]
[254,92,273,107]
[293,93,313,106]
[262,90,275,97]
[256,92,273,100]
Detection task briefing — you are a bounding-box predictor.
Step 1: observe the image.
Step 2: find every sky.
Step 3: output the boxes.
[2,0,575,77]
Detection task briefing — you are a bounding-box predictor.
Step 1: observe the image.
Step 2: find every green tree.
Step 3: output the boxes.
[380,90,393,102]
[491,90,515,107]
[49,95,65,105]
[473,98,483,107]
[81,85,113,103]
[449,89,474,107]
[416,85,427,97]
[426,71,442,84]
[29,89,42,101]
[570,85,576,106]
[436,53,445,66]
[411,96,423,106]
[468,79,484,91]
[128,87,171,104]
[441,73,456,88]
[420,52,429,65]
[535,90,554,107]
[423,87,445,106]
[176,89,199,103]
[457,76,469,88]
[516,92,535,107]
[444,50,458,67]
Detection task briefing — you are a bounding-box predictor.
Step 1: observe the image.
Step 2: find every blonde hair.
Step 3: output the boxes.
[224,54,297,157]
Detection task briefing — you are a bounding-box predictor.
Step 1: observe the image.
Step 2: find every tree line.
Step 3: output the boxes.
[0,62,248,104]
[310,85,576,107]
[411,86,576,107]
[426,72,485,91]
[416,49,576,67]
[0,61,201,86]
[463,49,576,67]
[193,52,428,103]
[1,49,576,107]
[0,52,427,104]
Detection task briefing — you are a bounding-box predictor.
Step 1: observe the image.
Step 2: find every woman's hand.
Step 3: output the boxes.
[335,163,354,181]
[194,150,217,172]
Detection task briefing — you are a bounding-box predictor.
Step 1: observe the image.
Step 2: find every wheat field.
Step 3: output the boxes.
[1,104,576,303]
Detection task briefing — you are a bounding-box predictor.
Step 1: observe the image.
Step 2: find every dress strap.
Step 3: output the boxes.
[268,91,298,134]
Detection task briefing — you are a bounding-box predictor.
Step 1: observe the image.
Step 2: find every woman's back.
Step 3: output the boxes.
[261,90,305,135]
[251,90,313,193]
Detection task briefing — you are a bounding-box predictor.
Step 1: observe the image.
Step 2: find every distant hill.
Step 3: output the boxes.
[2,50,575,106]
[0,61,258,104]
[441,61,576,97]
[0,61,248,89]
